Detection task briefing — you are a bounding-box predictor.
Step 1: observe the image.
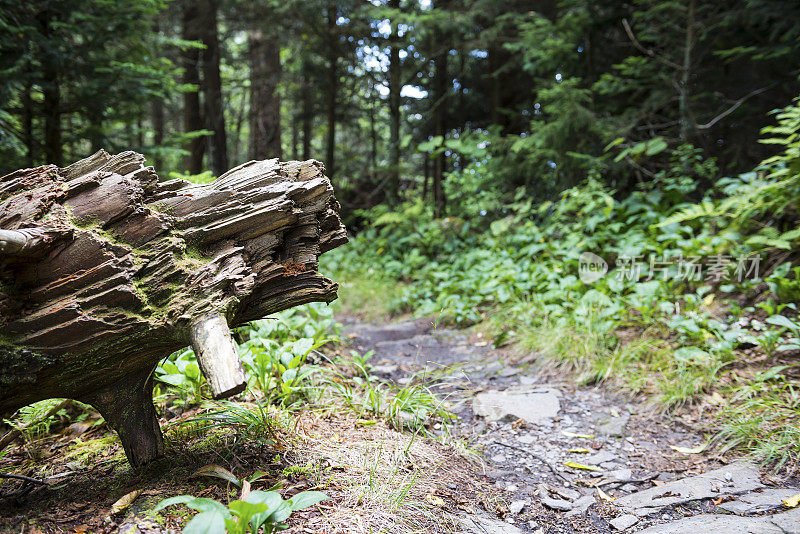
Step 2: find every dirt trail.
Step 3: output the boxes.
[344,316,800,534]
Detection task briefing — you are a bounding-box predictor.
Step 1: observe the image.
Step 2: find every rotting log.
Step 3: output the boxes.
[0,150,347,467]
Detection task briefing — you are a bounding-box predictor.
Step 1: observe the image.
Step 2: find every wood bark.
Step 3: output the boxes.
[200,0,228,176]
[0,150,347,467]
[190,312,246,399]
[182,1,205,175]
[325,4,338,179]
[38,8,62,167]
[302,68,312,161]
[248,24,282,160]
[387,0,402,204]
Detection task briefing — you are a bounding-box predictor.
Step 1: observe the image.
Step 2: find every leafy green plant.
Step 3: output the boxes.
[240,337,327,407]
[154,489,328,534]
[178,398,279,446]
[156,348,206,404]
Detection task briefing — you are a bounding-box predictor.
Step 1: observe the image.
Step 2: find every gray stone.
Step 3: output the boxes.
[718,488,800,515]
[587,450,617,465]
[565,495,596,517]
[552,486,581,501]
[456,513,524,534]
[540,496,574,511]
[508,500,527,514]
[597,415,629,436]
[500,367,520,378]
[472,389,560,423]
[635,506,800,534]
[609,514,639,530]
[604,468,634,483]
[614,461,763,517]
[517,434,535,445]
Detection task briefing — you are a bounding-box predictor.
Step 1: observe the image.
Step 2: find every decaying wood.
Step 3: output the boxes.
[0,150,347,467]
[190,312,247,399]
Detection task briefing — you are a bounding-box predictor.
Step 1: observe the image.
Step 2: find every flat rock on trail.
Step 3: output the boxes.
[344,317,800,534]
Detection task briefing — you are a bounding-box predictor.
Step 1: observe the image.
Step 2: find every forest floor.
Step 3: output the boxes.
[341,315,800,534]
[2,314,800,533]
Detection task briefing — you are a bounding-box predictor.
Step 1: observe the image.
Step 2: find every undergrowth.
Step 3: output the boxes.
[322,96,800,470]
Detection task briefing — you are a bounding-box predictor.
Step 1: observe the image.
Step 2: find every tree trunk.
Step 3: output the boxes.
[325,4,338,179]
[432,48,448,218]
[248,24,282,159]
[182,1,205,175]
[38,9,62,167]
[291,113,299,161]
[200,0,228,176]
[22,81,34,167]
[302,68,312,161]
[387,0,401,204]
[369,90,378,182]
[152,98,165,170]
[0,150,348,467]
[431,0,449,218]
[232,88,247,163]
[679,0,696,144]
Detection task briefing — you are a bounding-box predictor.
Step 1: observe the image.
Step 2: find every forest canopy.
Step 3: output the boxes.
[2,0,799,217]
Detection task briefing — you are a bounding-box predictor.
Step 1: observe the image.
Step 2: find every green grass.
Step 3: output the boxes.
[326,270,403,321]
[715,366,800,470]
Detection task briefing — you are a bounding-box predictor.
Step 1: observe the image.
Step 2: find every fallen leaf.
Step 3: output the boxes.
[474,341,489,347]
[240,480,251,502]
[568,448,591,453]
[597,487,615,501]
[669,442,709,454]
[563,431,594,439]
[564,461,603,472]
[783,493,800,508]
[426,494,446,506]
[110,489,142,515]
[190,464,241,488]
[357,419,378,426]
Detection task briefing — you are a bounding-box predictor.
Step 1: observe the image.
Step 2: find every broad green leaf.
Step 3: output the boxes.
[152,495,194,513]
[190,464,242,489]
[288,491,328,511]
[183,511,227,534]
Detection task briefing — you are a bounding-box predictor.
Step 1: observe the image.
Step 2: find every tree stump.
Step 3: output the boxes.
[0,150,347,467]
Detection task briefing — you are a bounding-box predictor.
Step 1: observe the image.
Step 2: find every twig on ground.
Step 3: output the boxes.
[0,473,49,485]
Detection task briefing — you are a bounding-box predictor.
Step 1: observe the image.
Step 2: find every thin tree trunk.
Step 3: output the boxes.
[232,88,247,163]
[152,98,165,170]
[22,80,34,167]
[182,1,205,174]
[200,0,228,176]
[370,90,378,181]
[432,45,448,217]
[137,117,145,149]
[387,0,401,204]
[325,3,338,178]
[151,20,165,170]
[248,24,282,159]
[679,0,695,144]
[291,112,299,160]
[38,9,62,166]
[302,68,312,160]
[422,153,430,202]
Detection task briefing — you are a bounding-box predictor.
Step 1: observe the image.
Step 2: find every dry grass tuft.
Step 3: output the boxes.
[285,411,490,534]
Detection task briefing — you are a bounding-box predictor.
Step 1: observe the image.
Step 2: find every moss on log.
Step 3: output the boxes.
[0,150,347,467]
